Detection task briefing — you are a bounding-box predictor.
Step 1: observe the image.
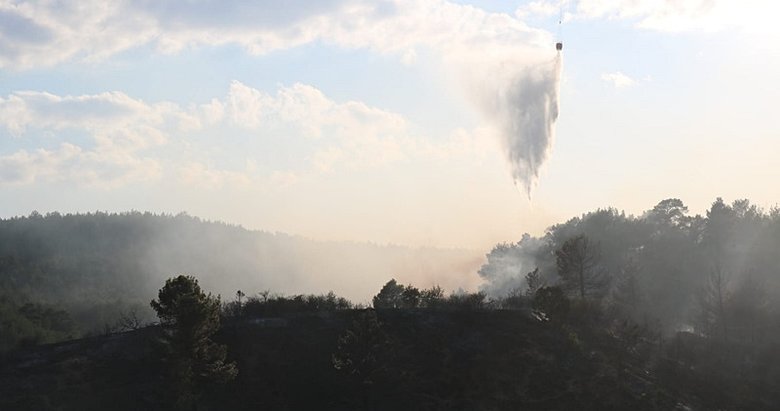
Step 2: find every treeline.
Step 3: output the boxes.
[220,281,494,319]
[223,290,356,318]
[6,271,780,409]
[0,211,240,333]
[479,197,780,341]
[4,197,779,350]
[0,296,76,351]
[0,210,480,343]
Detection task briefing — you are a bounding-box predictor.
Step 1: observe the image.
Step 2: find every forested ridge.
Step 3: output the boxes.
[479,197,780,341]
[3,197,780,410]
[0,211,480,349]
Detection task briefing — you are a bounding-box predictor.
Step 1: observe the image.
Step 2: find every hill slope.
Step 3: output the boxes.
[0,212,483,333]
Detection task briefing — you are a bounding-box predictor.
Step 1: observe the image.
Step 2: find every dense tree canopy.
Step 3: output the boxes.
[479,197,780,338]
[4,198,780,410]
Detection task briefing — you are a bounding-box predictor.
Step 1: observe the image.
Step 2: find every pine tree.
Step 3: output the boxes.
[151,275,237,409]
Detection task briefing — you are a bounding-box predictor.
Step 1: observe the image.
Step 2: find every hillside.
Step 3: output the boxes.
[0,211,482,341]
[0,309,677,411]
[4,306,779,411]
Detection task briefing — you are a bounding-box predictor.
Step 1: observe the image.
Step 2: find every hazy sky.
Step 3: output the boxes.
[0,0,778,249]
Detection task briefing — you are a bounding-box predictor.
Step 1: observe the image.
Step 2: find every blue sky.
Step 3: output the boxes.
[0,0,778,249]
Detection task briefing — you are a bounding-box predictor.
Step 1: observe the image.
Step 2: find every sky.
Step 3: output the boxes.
[0,0,779,250]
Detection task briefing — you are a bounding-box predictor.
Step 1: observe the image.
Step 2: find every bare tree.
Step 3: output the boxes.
[116,308,143,331]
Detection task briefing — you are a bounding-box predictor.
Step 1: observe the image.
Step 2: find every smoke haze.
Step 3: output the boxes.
[0,212,483,315]
[478,198,780,335]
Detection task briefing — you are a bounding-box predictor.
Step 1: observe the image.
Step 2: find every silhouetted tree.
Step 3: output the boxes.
[555,235,607,300]
[647,198,690,229]
[401,286,421,308]
[373,279,405,309]
[445,291,486,310]
[151,275,237,409]
[116,308,143,331]
[729,272,768,343]
[610,258,644,322]
[697,266,731,341]
[236,290,245,307]
[532,286,570,322]
[524,267,544,297]
[333,309,392,410]
[419,285,444,308]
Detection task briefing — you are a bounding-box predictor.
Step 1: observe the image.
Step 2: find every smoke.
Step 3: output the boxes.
[478,233,546,297]
[499,54,562,197]
[137,220,485,304]
[459,50,563,197]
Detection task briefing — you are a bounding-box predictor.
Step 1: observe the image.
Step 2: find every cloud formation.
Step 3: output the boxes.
[524,0,776,33]
[601,71,635,88]
[0,0,565,194]
[0,0,548,69]
[0,89,172,186]
[0,82,489,188]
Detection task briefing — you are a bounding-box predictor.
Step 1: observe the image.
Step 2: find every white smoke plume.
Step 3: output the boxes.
[459,50,562,197]
[478,233,546,297]
[493,54,562,197]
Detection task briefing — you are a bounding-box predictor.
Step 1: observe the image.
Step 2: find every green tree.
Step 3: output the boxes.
[151,275,237,409]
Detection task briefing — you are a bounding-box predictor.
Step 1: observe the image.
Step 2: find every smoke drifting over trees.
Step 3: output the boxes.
[479,197,780,337]
[0,212,482,336]
[4,199,780,409]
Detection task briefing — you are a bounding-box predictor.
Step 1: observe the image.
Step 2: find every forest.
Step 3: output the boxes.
[2,197,780,410]
[0,210,479,349]
[479,197,780,341]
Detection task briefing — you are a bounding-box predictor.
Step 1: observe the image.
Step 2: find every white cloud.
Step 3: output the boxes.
[0,0,550,69]
[221,81,407,141]
[0,1,156,68]
[0,0,563,193]
[0,89,172,187]
[0,90,173,149]
[574,0,777,33]
[0,144,161,187]
[0,82,491,189]
[516,1,563,18]
[601,71,635,88]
